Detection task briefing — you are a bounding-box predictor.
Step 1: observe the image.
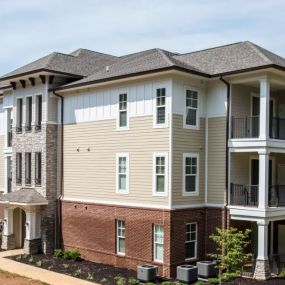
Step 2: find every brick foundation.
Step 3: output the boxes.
[61,201,224,278]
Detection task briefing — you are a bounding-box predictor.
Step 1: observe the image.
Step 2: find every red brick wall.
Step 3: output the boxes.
[61,201,224,278]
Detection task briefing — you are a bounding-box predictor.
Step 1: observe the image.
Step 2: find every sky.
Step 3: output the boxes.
[1,0,285,75]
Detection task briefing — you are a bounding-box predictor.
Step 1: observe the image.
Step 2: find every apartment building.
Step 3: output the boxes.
[0,41,284,279]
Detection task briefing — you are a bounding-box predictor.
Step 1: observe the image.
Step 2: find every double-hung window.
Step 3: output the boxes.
[35,152,42,186]
[16,153,22,185]
[153,154,167,195]
[185,89,198,128]
[156,88,166,125]
[116,220,125,254]
[25,152,31,185]
[185,223,197,260]
[119,93,128,128]
[183,153,199,195]
[16,98,23,133]
[25,97,32,131]
[116,154,129,194]
[35,95,42,131]
[153,224,164,262]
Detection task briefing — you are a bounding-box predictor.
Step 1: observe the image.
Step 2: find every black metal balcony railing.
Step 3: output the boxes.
[230,183,259,207]
[269,185,285,207]
[7,129,12,147]
[231,116,259,139]
[7,177,12,193]
[270,117,285,140]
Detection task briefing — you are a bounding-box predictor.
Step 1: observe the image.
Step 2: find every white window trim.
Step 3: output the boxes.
[152,152,168,197]
[116,153,129,194]
[116,219,126,255]
[183,86,200,130]
[153,224,164,263]
[116,91,129,131]
[182,153,199,196]
[185,222,198,261]
[153,86,168,128]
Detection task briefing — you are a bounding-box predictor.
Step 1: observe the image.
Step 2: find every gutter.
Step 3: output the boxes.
[219,76,230,229]
[53,91,64,249]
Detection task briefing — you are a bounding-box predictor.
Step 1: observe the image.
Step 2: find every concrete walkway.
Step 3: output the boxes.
[0,249,98,285]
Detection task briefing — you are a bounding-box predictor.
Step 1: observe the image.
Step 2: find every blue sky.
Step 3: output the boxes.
[1,0,285,75]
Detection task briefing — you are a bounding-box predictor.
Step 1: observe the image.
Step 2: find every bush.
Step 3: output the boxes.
[73,268,82,277]
[54,249,64,258]
[28,257,34,263]
[36,261,42,267]
[128,277,139,285]
[208,278,220,284]
[63,264,69,269]
[63,249,81,261]
[194,281,205,285]
[100,277,108,283]
[114,276,126,285]
[145,283,154,285]
[161,282,173,285]
[87,272,93,281]
[221,272,237,282]
[279,268,285,277]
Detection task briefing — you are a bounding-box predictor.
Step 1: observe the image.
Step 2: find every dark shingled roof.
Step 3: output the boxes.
[60,48,206,89]
[173,41,285,75]
[0,49,118,81]
[0,188,48,205]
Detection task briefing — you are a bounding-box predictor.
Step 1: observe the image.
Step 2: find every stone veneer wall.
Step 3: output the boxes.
[11,123,58,253]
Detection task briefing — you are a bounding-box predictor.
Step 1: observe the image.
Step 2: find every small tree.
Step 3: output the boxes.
[208,227,252,277]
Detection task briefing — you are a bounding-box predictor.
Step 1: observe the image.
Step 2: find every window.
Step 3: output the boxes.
[116,154,129,193]
[16,98,23,133]
[183,153,199,195]
[25,152,31,185]
[185,223,197,260]
[185,89,198,128]
[7,108,13,147]
[156,88,166,125]
[154,225,164,262]
[7,156,12,193]
[35,95,42,130]
[119,93,128,128]
[25,97,32,131]
[153,154,168,195]
[16,153,22,185]
[116,220,125,254]
[35,152,42,186]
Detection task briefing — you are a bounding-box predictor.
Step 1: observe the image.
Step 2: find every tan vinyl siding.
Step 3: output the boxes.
[0,135,4,191]
[172,114,205,205]
[63,116,169,206]
[207,117,226,204]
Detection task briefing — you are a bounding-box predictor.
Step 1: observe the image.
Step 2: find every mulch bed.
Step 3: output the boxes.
[6,254,285,285]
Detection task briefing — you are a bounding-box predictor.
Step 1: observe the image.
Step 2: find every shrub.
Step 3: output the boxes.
[73,268,82,277]
[36,261,42,267]
[208,278,220,284]
[63,264,69,269]
[161,282,173,285]
[279,268,285,277]
[54,249,64,258]
[48,265,53,270]
[64,249,81,261]
[87,272,93,281]
[145,283,154,285]
[128,277,139,285]
[16,255,22,260]
[28,257,34,263]
[221,272,237,282]
[100,277,108,283]
[114,276,126,285]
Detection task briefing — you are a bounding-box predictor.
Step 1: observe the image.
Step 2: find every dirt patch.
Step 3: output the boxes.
[0,270,48,285]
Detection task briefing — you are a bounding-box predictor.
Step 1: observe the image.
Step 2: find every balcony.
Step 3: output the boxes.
[230,183,285,208]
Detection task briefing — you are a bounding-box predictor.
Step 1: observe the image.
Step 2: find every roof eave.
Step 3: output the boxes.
[0,68,85,83]
[53,66,210,92]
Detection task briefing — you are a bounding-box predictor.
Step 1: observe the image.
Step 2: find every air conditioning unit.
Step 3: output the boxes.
[137,264,158,282]
[176,265,198,283]
[197,261,217,278]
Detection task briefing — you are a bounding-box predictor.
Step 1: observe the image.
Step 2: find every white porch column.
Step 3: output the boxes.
[254,220,271,280]
[258,150,269,209]
[25,211,40,240]
[259,78,270,140]
[3,207,13,236]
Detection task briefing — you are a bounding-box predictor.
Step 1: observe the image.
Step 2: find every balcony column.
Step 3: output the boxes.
[259,78,270,140]
[254,220,271,280]
[258,150,269,209]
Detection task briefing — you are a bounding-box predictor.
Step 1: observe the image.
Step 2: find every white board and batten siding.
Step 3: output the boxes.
[63,79,172,124]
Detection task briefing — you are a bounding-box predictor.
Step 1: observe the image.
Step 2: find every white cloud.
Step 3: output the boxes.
[0,0,285,74]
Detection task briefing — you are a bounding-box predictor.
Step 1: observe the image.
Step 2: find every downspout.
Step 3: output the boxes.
[53,91,64,248]
[219,76,230,229]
